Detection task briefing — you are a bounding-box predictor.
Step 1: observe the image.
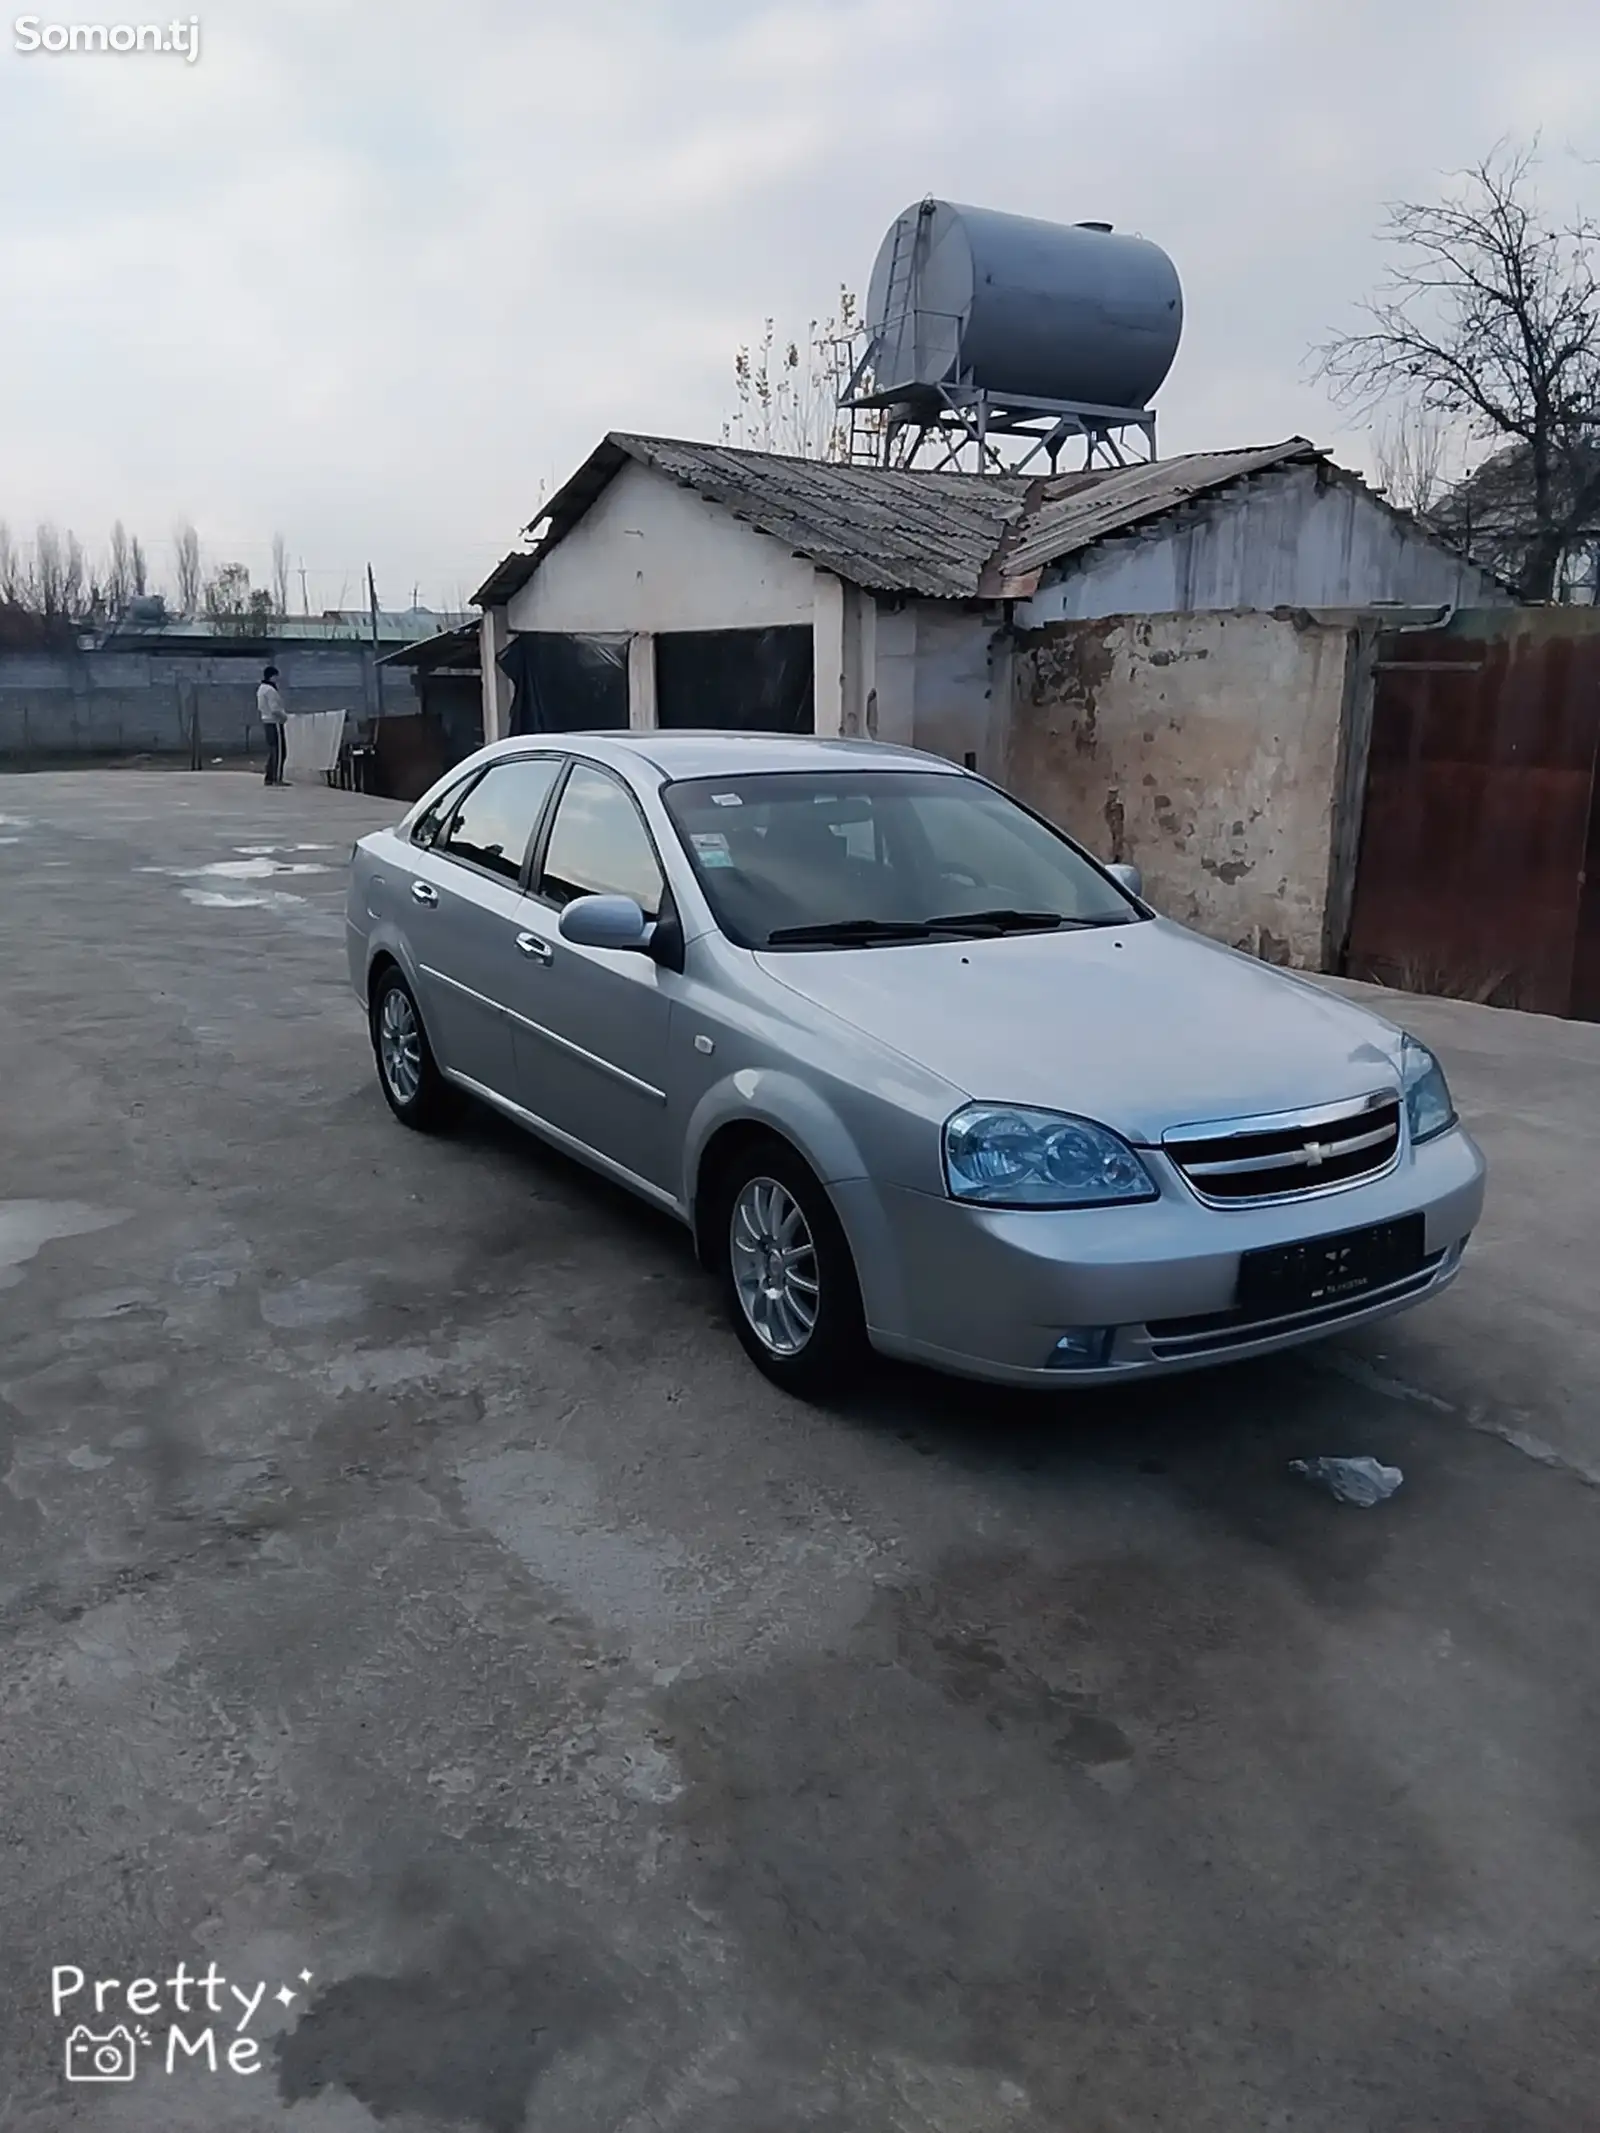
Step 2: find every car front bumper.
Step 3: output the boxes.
[836,1124,1486,1387]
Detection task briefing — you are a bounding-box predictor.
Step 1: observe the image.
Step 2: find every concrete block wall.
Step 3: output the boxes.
[0,643,377,761]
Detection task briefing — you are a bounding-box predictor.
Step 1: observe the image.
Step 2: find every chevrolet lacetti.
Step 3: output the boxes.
[346,732,1486,1398]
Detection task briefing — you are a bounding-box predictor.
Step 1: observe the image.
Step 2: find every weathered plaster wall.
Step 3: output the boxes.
[908,605,1006,774]
[1006,609,1355,967]
[855,601,1006,768]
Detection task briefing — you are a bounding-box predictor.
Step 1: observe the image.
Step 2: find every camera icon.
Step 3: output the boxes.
[64,2024,145,2082]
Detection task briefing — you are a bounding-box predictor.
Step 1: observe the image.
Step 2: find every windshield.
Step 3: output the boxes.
[660,770,1143,949]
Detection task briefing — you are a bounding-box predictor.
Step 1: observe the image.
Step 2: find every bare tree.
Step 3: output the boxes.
[129,533,148,597]
[107,521,135,612]
[270,531,291,617]
[1316,143,1600,600]
[2,521,148,628]
[202,561,252,631]
[1372,407,1456,518]
[0,521,26,607]
[173,520,202,616]
[33,525,90,623]
[725,290,888,462]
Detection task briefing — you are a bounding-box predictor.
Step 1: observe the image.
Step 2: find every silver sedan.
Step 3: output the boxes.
[346,732,1485,1397]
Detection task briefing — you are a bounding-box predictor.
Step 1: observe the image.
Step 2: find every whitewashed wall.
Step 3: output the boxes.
[505,461,818,636]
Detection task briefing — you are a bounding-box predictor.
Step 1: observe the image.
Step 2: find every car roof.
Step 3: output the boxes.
[481,730,964,782]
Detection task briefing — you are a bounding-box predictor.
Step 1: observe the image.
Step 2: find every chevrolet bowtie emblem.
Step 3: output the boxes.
[1303,1140,1329,1166]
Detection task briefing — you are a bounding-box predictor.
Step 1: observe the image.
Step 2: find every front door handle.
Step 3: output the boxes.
[411,881,438,906]
[515,932,553,964]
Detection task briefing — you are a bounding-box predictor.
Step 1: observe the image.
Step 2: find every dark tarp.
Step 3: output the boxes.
[500,632,629,735]
[654,626,814,733]
[416,672,485,765]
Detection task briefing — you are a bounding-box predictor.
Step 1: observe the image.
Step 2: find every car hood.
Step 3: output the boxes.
[753,918,1404,1143]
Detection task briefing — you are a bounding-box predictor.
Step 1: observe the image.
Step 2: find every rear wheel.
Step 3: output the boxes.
[370,967,453,1131]
[711,1140,868,1398]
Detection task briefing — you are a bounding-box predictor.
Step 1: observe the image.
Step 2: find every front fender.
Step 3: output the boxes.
[684,1066,872,1200]
[682,1067,910,1335]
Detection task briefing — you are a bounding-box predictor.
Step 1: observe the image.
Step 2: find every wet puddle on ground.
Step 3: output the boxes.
[0,1202,129,1290]
[143,857,332,881]
[180,886,320,915]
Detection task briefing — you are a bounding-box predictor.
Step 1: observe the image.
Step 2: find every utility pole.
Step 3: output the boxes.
[298,560,310,617]
[367,562,385,720]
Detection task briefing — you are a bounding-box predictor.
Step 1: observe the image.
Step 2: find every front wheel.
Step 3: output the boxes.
[370,968,453,1131]
[712,1141,868,1399]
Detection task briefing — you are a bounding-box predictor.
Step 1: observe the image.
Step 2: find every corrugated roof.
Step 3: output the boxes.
[102,608,469,646]
[472,434,1326,609]
[378,621,481,671]
[617,435,1035,599]
[980,440,1322,595]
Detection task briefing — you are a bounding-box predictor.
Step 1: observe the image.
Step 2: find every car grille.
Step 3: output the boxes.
[1163,1093,1402,1206]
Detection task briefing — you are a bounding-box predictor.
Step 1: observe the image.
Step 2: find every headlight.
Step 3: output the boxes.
[1401,1036,1456,1144]
[944,1105,1157,1209]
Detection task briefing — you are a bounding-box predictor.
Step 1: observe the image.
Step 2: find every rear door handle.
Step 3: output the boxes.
[411,881,438,906]
[515,932,553,964]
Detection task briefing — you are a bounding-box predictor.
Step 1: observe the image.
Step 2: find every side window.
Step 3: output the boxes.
[437,757,562,884]
[411,772,476,848]
[539,764,664,917]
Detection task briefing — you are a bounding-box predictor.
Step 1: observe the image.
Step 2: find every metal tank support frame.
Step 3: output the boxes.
[906,387,1158,474]
[839,372,1159,473]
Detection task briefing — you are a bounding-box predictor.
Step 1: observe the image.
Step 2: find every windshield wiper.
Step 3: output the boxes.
[765,917,939,945]
[764,909,1076,946]
[918,908,1066,936]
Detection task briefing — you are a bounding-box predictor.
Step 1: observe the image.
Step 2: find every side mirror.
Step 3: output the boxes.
[1105,861,1143,899]
[557,892,656,953]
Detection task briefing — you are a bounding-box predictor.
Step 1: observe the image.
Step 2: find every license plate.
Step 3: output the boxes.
[1237,1213,1426,1318]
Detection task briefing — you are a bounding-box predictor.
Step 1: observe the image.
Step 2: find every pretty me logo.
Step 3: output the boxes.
[53,1962,313,2080]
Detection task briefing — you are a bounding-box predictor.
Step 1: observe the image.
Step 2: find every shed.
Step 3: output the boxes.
[472,432,1510,773]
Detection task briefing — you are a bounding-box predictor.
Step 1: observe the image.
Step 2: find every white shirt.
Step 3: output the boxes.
[257,682,286,724]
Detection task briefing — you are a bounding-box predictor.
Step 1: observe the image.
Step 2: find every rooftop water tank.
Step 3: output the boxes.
[864,201,1183,414]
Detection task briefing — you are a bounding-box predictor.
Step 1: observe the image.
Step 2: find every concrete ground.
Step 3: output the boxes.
[1,769,1597,2133]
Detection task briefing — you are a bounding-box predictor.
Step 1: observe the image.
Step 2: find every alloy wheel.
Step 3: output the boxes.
[378,985,423,1106]
[729,1176,820,1357]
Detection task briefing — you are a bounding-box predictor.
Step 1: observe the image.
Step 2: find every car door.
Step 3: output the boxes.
[408,754,565,1100]
[509,760,677,1195]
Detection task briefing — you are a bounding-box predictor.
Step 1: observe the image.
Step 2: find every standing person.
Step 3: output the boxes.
[257,665,288,786]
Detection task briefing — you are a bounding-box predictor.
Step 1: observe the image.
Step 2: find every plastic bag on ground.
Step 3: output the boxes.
[1290,1455,1403,1506]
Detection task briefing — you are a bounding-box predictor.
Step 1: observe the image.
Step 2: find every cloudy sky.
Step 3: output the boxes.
[2,0,1597,611]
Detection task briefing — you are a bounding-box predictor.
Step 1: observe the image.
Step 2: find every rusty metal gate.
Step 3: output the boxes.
[1343,628,1600,1020]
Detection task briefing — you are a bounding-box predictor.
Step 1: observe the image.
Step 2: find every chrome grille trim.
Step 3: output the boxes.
[1180,1121,1396,1178]
[1162,1090,1403,1208]
[1144,1253,1448,1360]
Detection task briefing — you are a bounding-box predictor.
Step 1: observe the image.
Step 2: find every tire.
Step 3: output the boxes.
[710,1138,868,1399]
[369,966,454,1132]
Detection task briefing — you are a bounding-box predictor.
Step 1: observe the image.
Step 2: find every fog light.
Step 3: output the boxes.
[1047,1327,1113,1369]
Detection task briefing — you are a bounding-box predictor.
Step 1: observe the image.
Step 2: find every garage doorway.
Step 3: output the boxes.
[654,627,814,733]
[501,633,629,736]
